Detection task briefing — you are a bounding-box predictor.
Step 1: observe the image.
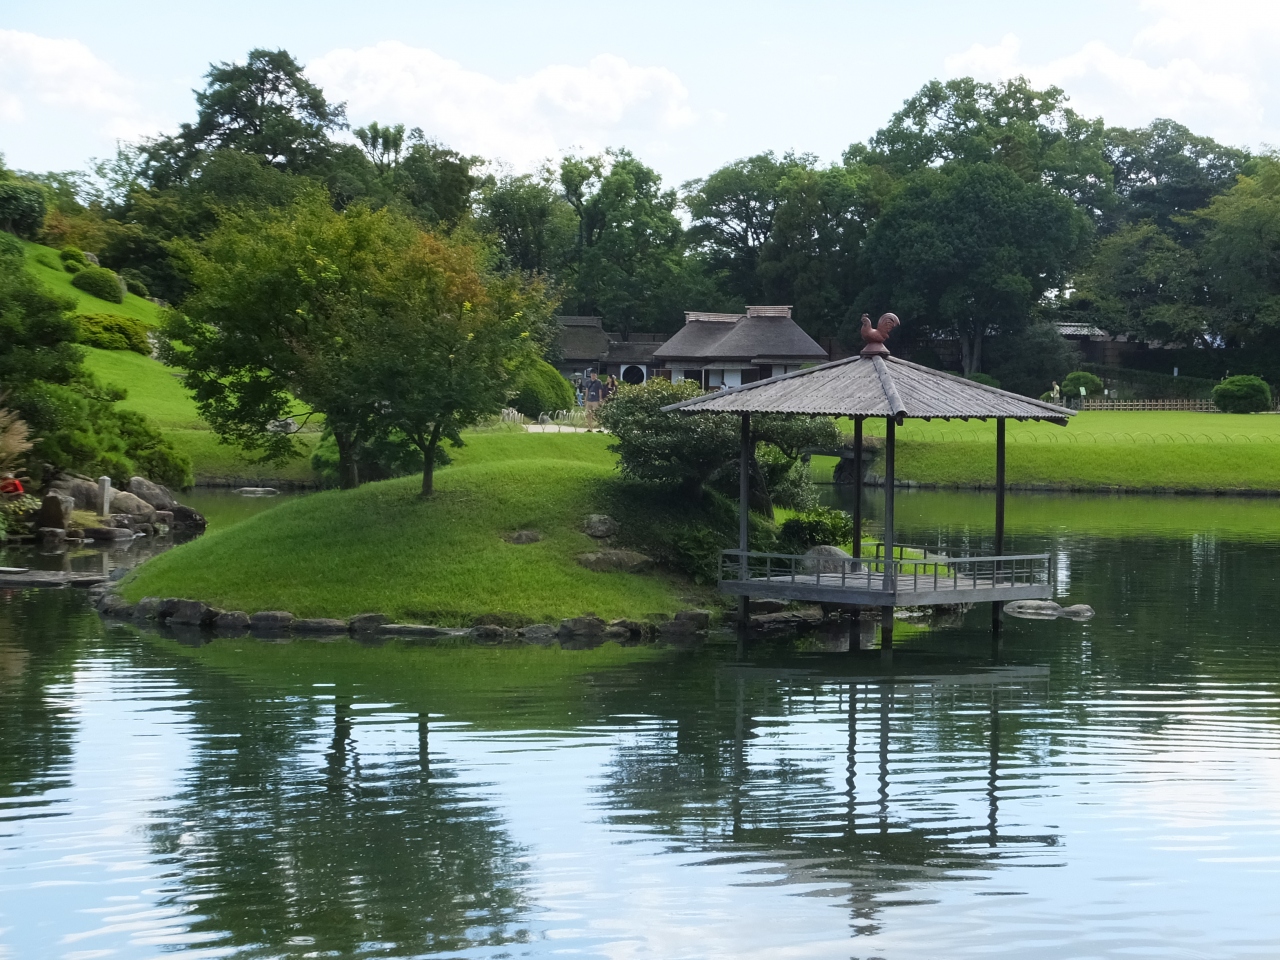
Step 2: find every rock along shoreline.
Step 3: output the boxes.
[89,588,716,646]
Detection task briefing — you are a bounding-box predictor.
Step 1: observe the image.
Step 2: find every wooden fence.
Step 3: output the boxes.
[1078,399,1218,412]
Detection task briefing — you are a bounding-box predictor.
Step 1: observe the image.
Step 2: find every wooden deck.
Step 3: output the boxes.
[718,549,1053,607]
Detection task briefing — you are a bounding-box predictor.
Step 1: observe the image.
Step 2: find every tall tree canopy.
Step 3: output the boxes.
[865,162,1091,373]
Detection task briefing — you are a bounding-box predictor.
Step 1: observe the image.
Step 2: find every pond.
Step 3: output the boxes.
[3,489,1280,959]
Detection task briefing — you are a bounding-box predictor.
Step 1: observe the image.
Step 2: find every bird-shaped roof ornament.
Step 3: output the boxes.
[859,312,901,357]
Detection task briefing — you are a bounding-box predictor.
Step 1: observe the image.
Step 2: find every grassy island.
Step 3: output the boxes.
[120,432,704,624]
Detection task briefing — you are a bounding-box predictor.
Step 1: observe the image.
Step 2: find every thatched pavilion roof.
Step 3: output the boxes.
[661,354,1076,424]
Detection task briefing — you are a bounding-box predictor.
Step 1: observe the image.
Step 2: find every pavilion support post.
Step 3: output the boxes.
[852,417,863,567]
[992,418,1006,637]
[738,412,751,626]
[881,416,896,655]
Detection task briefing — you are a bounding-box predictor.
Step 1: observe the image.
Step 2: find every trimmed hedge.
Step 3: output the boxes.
[510,358,575,418]
[1062,370,1104,397]
[77,314,151,354]
[1212,375,1272,414]
[60,245,87,266]
[70,265,124,303]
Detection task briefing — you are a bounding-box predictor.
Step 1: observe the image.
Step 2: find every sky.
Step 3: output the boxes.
[2,0,1277,187]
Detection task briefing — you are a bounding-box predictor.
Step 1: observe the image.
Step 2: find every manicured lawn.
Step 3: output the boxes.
[82,346,322,484]
[121,432,702,624]
[816,410,1280,492]
[22,239,163,324]
[82,348,205,428]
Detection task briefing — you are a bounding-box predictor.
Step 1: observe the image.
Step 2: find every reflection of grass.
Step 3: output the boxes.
[816,410,1280,492]
[120,432,700,623]
[151,634,669,728]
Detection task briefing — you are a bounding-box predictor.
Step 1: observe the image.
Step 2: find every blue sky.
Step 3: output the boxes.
[2,0,1274,185]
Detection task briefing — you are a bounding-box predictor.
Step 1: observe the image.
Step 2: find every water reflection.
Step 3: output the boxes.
[4,490,1280,958]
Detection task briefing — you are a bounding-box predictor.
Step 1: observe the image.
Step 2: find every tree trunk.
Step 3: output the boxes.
[333,430,360,490]
[748,456,774,521]
[960,327,984,377]
[419,422,444,498]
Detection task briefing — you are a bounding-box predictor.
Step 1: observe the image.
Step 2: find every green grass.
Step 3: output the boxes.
[817,411,1280,492]
[82,348,204,428]
[890,488,1280,541]
[120,432,702,624]
[81,346,322,484]
[22,239,163,324]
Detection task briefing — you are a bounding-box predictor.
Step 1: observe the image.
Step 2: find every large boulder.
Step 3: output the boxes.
[127,476,179,510]
[250,610,295,630]
[293,617,349,634]
[349,613,389,633]
[48,476,101,511]
[519,623,558,645]
[576,549,653,573]
[108,490,157,523]
[169,504,207,529]
[559,616,606,639]
[35,494,75,529]
[800,545,853,576]
[582,514,619,539]
[84,526,132,541]
[168,600,213,626]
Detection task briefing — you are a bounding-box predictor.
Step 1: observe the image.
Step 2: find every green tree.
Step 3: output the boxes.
[1198,157,1280,349]
[559,150,711,335]
[858,76,1112,213]
[178,48,346,175]
[351,232,552,496]
[1104,119,1248,236]
[1076,221,1213,346]
[166,191,411,488]
[478,170,577,275]
[683,152,809,304]
[864,163,1091,374]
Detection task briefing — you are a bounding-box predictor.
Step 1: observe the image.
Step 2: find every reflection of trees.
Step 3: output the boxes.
[0,591,93,806]
[596,668,1057,937]
[139,661,531,957]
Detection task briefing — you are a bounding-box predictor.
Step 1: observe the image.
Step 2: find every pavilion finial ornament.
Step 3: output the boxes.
[859,312,900,357]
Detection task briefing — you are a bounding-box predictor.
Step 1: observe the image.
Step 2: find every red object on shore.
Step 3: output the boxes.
[0,477,24,496]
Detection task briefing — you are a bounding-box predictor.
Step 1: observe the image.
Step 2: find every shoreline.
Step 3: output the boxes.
[855,478,1280,497]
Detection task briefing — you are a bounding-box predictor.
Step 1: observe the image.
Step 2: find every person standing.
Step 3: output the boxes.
[583,371,606,431]
[605,374,619,400]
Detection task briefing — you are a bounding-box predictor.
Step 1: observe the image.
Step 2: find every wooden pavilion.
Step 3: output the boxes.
[662,314,1076,646]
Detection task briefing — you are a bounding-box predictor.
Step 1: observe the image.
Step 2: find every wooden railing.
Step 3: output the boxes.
[720,550,1049,595]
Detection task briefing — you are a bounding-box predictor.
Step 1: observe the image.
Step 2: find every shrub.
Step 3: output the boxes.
[1062,370,1104,398]
[77,314,151,354]
[509,358,575,418]
[60,245,87,266]
[1212,375,1272,413]
[63,259,84,274]
[70,265,124,303]
[779,506,855,553]
[967,373,1001,388]
[119,268,149,298]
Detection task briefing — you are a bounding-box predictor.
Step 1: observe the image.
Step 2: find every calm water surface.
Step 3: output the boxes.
[2,490,1280,959]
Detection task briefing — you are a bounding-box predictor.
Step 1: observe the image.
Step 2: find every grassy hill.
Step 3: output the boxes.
[120,432,702,624]
[21,239,163,324]
[81,347,320,484]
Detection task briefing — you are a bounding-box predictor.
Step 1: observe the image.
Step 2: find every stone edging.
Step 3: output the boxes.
[90,588,714,645]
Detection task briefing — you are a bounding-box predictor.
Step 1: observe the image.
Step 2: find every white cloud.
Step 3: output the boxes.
[309,41,696,170]
[0,29,151,143]
[944,0,1280,146]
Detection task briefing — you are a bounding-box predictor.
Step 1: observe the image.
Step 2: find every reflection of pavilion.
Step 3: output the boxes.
[602,665,1057,937]
[664,315,1075,643]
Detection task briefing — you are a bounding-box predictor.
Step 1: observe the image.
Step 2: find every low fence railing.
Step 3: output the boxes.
[720,550,1050,595]
[1078,399,1217,411]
